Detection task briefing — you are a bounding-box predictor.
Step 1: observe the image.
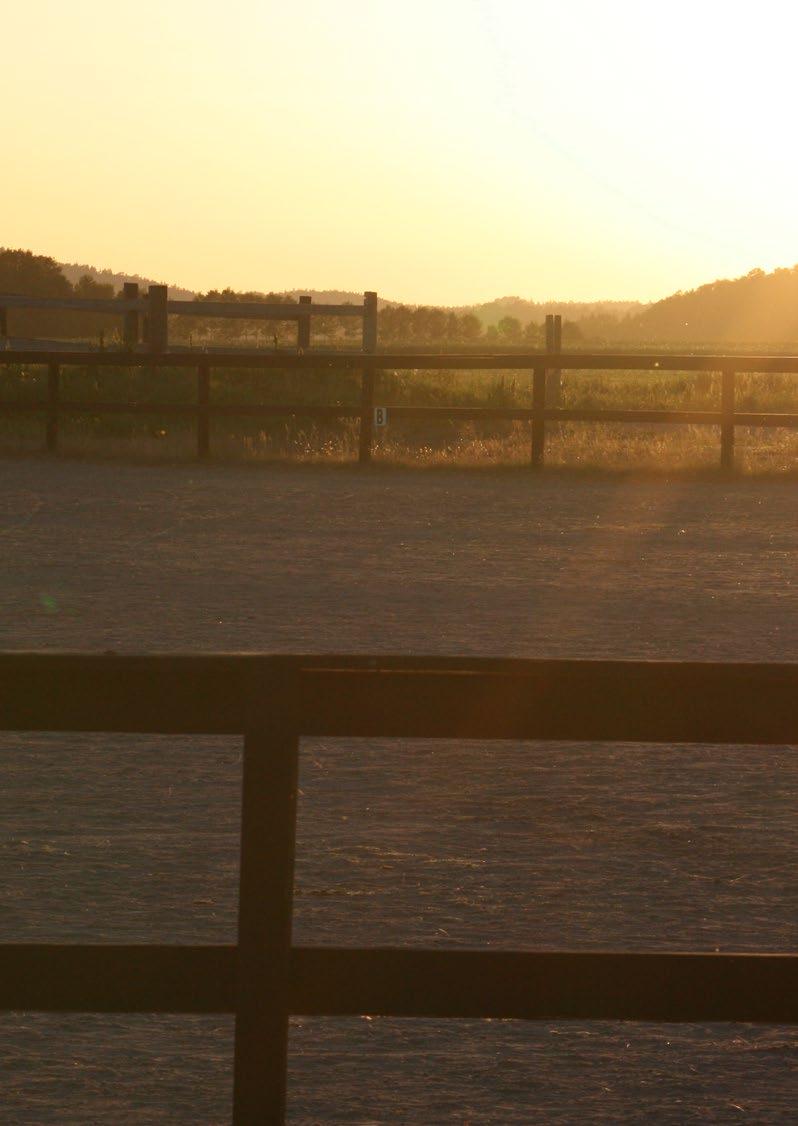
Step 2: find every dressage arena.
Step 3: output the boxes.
[2,459,797,1123]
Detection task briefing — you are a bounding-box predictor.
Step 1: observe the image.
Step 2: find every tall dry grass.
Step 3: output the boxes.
[2,363,798,472]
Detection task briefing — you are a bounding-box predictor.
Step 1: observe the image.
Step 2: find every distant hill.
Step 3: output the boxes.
[57,268,379,307]
[58,261,195,301]
[627,267,798,344]
[53,268,645,324]
[456,296,644,328]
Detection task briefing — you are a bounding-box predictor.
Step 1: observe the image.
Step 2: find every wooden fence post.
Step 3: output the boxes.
[362,291,378,354]
[148,285,168,353]
[233,711,300,1124]
[46,363,60,453]
[197,363,210,460]
[358,291,378,464]
[123,282,139,349]
[721,368,735,471]
[297,295,311,350]
[531,365,546,468]
[0,305,7,343]
[545,314,562,407]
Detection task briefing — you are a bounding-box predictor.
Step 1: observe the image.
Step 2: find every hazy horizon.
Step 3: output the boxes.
[57,255,650,308]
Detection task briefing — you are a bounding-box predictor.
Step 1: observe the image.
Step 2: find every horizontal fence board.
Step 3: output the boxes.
[168,301,365,319]
[0,296,145,313]
[734,412,798,428]
[0,297,364,318]
[208,403,360,419]
[545,408,722,425]
[0,652,272,733]
[291,948,798,1023]
[3,653,798,742]
[3,401,797,429]
[5,351,798,373]
[369,353,798,374]
[0,401,198,416]
[296,664,798,742]
[2,945,797,1023]
[0,945,234,1012]
[0,401,360,419]
[388,407,725,425]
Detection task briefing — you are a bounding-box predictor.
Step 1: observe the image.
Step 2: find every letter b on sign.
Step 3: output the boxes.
[374,406,388,427]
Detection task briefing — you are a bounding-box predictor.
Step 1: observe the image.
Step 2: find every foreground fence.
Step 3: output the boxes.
[1,652,798,1122]
[2,350,798,467]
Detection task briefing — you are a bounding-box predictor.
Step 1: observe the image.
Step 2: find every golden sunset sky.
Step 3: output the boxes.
[5,0,797,304]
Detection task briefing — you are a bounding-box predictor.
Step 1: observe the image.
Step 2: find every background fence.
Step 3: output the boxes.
[2,348,798,467]
[1,652,798,1122]
[0,287,378,355]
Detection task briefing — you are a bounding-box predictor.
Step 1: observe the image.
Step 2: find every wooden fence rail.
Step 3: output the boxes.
[0,287,377,354]
[1,652,798,1121]
[2,350,798,467]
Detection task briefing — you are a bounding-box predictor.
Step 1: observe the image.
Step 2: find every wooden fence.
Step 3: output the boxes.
[1,652,798,1122]
[2,349,798,467]
[0,286,378,354]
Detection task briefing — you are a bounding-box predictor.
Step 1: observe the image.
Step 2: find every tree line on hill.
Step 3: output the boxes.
[4,249,798,347]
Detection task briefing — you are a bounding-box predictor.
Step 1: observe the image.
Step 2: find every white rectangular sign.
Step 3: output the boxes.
[373,406,388,427]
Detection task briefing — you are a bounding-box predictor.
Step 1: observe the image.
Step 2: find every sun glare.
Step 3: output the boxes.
[4,0,797,302]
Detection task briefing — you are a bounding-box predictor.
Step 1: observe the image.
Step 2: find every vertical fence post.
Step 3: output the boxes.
[720,368,735,471]
[297,295,311,351]
[148,285,168,353]
[0,305,7,343]
[358,370,375,464]
[531,364,546,468]
[358,291,378,464]
[233,696,300,1124]
[362,291,377,354]
[46,362,60,453]
[123,282,139,349]
[197,363,210,460]
[545,314,562,407]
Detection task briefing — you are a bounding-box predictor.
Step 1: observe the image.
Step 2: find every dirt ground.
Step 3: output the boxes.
[1,459,798,1123]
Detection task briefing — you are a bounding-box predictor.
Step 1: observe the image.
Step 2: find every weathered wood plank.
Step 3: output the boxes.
[544,408,722,424]
[0,401,361,420]
[0,945,234,1011]
[297,295,311,349]
[0,295,365,318]
[531,365,546,466]
[233,711,300,1123]
[169,301,365,319]
[2,945,797,1024]
[3,653,798,742]
[721,368,735,469]
[4,350,798,373]
[123,282,140,348]
[291,947,798,1023]
[0,402,744,425]
[0,295,144,313]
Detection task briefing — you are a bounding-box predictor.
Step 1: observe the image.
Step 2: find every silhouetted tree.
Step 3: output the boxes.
[561,319,583,344]
[524,320,543,346]
[460,313,482,343]
[497,316,522,343]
